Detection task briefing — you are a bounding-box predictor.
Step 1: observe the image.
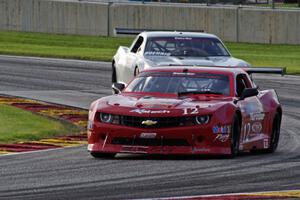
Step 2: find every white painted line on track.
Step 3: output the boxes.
[135,189,300,200]
[0,54,110,65]
[0,144,85,158]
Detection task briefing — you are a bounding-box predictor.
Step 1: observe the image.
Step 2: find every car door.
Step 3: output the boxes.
[122,36,144,83]
[236,74,268,149]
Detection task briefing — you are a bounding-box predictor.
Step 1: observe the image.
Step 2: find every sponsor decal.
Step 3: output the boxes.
[243,103,258,114]
[215,134,230,143]
[142,120,157,126]
[144,51,171,56]
[251,122,262,133]
[212,125,231,134]
[213,125,231,143]
[250,113,265,121]
[193,147,210,152]
[140,132,157,138]
[174,37,192,40]
[130,109,170,114]
[173,72,195,76]
[122,146,148,153]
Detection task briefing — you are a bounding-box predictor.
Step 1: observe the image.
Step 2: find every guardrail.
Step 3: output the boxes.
[0,0,299,44]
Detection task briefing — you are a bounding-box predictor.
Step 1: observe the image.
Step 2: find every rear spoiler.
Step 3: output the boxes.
[243,67,286,76]
[114,27,204,35]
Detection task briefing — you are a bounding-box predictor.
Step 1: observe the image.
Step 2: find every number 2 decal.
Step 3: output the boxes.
[183,108,199,115]
[243,122,251,141]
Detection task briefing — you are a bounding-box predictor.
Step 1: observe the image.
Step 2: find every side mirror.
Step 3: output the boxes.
[239,88,259,101]
[112,82,125,94]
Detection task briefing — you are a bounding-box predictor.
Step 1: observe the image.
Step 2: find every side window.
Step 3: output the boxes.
[131,36,144,53]
[236,74,251,97]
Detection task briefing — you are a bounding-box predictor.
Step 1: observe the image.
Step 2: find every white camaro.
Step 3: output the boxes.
[112,31,251,84]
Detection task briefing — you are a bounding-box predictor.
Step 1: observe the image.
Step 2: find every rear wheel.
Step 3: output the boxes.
[230,115,241,157]
[267,113,281,153]
[90,152,116,159]
[112,62,117,83]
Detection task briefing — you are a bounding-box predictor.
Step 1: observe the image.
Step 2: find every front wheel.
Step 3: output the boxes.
[230,115,241,158]
[90,152,116,159]
[267,113,281,153]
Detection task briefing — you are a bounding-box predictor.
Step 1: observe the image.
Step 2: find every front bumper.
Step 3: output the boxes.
[87,123,231,155]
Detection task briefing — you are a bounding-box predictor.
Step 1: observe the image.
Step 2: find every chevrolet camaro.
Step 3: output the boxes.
[88,67,283,158]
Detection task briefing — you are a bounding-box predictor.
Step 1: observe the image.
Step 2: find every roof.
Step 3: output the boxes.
[142,66,246,75]
[140,31,219,39]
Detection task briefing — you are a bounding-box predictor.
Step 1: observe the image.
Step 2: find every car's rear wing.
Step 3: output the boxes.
[114,27,204,35]
[243,67,286,76]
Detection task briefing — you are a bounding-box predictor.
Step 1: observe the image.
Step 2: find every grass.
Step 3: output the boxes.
[0,104,78,144]
[0,31,299,74]
[0,31,132,61]
[226,42,300,74]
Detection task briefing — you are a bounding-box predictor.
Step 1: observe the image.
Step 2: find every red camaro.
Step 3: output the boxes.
[87,67,283,158]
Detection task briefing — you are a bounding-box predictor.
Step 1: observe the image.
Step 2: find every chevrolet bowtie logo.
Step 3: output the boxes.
[142,120,157,126]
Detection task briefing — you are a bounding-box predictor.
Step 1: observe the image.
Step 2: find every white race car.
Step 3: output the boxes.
[112,31,251,84]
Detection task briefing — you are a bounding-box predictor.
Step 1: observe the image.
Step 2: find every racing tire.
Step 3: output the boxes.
[112,62,117,83]
[230,115,241,158]
[267,113,281,153]
[90,152,116,159]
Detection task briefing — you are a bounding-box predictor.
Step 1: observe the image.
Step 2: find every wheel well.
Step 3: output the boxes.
[112,60,117,83]
[134,66,139,76]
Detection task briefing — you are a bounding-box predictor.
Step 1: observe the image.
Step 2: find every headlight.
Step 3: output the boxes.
[195,115,210,125]
[99,113,112,123]
[99,113,120,124]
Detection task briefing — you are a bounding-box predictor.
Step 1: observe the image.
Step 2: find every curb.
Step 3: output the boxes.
[0,95,88,155]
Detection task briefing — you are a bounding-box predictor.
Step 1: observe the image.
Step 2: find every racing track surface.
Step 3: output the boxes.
[0,55,300,200]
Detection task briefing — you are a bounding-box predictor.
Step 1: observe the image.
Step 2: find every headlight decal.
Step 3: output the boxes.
[195,115,210,125]
[99,113,113,123]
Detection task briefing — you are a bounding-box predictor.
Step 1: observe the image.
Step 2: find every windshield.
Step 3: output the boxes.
[125,72,231,96]
[144,37,230,57]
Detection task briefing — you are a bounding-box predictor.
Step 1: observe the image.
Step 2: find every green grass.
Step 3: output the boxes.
[0,31,132,61]
[227,42,300,74]
[0,31,299,74]
[0,104,78,143]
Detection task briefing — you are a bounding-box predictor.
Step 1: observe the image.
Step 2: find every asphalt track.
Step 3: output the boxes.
[0,55,300,200]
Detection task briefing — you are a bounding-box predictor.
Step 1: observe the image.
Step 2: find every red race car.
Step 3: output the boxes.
[87,67,284,158]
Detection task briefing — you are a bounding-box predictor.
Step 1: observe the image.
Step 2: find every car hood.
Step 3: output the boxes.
[143,56,250,68]
[96,94,234,117]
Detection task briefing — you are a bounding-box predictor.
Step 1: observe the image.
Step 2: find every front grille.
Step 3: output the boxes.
[111,137,190,146]
[120,116,194,129]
